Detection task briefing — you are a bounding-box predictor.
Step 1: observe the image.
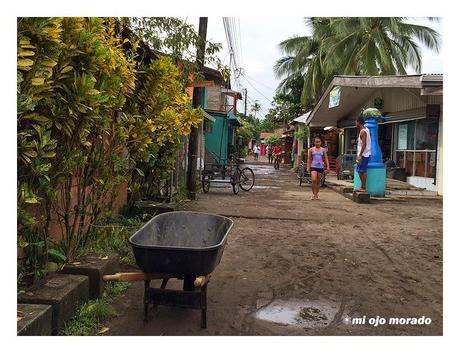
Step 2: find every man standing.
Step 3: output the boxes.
[253,143,260,161]
[267,144,273,164]
[356,116,372,192]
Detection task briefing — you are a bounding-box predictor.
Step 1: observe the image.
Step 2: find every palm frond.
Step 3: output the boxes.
[399,22,440,52]
[273,56,297,78]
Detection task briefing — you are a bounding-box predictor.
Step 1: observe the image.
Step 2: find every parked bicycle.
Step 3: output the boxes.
[297,160,326,187]
[273,153,282,170]
[201,156,255,195]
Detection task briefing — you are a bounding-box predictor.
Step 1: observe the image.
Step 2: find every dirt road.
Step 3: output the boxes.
[106,162,442,335]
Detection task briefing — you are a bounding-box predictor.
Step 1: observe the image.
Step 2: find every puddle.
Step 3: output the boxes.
[252,185,280,189]
[254,299,339,328]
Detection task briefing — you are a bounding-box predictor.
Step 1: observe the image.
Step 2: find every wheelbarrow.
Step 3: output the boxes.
[103,211,234,328]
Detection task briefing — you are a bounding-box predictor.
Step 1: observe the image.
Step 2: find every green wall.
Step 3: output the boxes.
[205,112,228,165]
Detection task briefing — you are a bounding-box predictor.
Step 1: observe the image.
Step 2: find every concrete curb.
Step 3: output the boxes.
[17,304,53,336]
[61,255,120,299]
[18,274,89,335]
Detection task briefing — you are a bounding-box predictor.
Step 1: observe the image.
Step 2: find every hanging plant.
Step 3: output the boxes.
[294,126,310,140]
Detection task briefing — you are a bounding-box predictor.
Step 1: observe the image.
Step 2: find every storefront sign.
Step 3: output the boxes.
[329,86,341,108]
[398,124,408,150]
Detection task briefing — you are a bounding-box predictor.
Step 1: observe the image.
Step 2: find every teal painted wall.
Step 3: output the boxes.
[205,113,228,164]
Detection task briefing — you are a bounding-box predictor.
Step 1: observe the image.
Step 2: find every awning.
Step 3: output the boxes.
[227,111,242,126]
[306,74,443,128]
[202,109,216,122]
[221,88,243,100]
[291,111,311,125]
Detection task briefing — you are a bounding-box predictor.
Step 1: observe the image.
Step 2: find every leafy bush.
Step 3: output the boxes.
[265,135,280,145]
[17,18,206,283]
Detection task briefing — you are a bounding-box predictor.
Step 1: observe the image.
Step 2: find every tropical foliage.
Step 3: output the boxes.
[264,135,280,145]
[274,17,440,107]
[17,17,206,284]
[126,17,227,85]
[264,73,305,128]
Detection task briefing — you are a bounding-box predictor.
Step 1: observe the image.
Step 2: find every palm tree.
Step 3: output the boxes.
[275,17,440,107]
[251,101,261,119]
[274,18,333,107]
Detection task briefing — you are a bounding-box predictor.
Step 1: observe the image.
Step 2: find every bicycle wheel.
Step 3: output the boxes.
[231,170,240,194]
[321,172,326,187]
[239,167,255,191]
[305,170,312,184]
[232,181,239,194]
[201,174,210,193]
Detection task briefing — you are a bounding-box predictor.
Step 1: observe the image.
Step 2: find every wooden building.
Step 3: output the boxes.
[306,75,443,194]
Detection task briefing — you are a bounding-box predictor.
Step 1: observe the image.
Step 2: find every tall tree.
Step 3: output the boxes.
[274,17,440,107]
[251,101,261,119]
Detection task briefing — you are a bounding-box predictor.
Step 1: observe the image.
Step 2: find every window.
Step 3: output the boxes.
[416,118,438,150]
[345,128,357,154]
[394,118,438,178]
[397,122,415,150]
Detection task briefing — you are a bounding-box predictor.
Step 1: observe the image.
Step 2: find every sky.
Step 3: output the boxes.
[189,17,443,119]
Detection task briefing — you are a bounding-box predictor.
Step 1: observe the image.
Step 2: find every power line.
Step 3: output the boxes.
[238,18,243,69]
[240,73,273,104]
[243,73,274,91]
[223,17,244,92]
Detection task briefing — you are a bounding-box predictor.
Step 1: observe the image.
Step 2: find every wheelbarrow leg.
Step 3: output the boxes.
[201,283,207,329]
[183,276,195,291]
[144,280,150,322]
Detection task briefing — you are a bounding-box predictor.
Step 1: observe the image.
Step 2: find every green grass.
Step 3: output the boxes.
[77,216,145,266]
[62,215,139,335]
[104,281,130,300]
[60,281,130,336]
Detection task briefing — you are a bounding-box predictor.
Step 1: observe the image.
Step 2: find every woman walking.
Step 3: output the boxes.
[307,137,330,200]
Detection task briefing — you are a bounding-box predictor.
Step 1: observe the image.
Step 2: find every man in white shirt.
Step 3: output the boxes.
[356,116,372,192]
[252,144,260,161]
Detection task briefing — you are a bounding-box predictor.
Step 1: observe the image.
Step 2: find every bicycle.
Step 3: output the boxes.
[273,153,282,170]
[202,156,255,195]
[297,160,326,187]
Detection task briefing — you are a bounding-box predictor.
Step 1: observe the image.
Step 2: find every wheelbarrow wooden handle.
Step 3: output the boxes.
[194,275,210,287]
[103,272,179,282]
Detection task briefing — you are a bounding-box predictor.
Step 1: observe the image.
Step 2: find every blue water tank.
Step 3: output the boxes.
[353,117,386,197]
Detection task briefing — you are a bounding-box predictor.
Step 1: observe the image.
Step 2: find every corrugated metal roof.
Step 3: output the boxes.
[260,132,275,139]
[291,111,311,124]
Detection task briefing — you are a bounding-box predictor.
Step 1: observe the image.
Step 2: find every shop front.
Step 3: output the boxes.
[306,75,443,194]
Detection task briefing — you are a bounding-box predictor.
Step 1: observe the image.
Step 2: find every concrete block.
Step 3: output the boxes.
[353,191,371,203]
[18,274,89,335]
[17,304,52,336]
[342,187,354,194]
[61,255,120,299]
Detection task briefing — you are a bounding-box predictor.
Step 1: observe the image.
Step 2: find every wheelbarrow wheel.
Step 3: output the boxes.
[239,167,255,191]
[201,174,210,193]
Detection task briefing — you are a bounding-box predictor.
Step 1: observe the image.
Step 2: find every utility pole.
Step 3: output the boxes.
[187,17,208,200]
[244,88,248,118]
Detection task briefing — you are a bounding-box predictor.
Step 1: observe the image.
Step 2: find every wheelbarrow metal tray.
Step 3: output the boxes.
[129,211,234,275]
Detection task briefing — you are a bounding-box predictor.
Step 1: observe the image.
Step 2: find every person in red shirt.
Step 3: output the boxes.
[272,143,282,169]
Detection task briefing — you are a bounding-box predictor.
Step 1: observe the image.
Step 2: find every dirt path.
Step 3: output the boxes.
[106,162,442,335]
